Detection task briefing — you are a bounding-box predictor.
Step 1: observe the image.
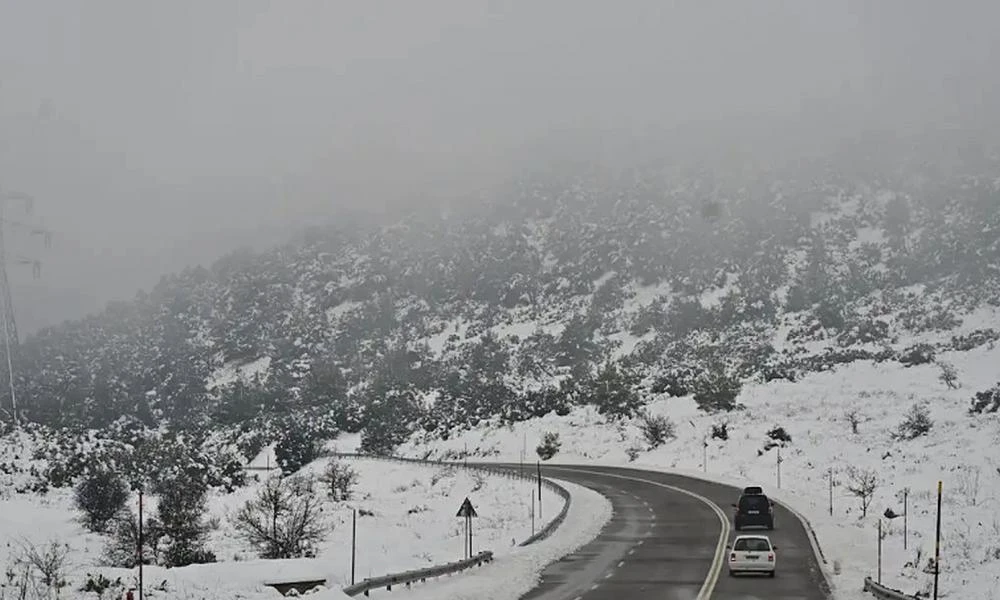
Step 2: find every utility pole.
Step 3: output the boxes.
[0,190,51,427]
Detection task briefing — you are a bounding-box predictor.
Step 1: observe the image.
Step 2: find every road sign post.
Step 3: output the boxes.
[457,497,478,560]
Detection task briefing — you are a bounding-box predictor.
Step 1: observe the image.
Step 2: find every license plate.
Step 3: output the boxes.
[748,510,760,514]
[745,555,758,560]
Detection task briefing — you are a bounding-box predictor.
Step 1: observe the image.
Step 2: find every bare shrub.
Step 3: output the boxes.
[232,475,328,559]
[9,539,72,598]
[471,470,486,493]
[625,444,642,462]
[936,361,960,389]
[845,409,861,434]
[956,466,981,506]
[318,458,358,501]
[895,402,933,440]
[638,411,676,449]
[846,466,879,518]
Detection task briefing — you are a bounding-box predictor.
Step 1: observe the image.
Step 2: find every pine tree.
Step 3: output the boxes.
[156,472,215,567]
[75,469,129,533]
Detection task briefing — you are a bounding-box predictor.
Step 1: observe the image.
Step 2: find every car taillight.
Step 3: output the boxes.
[767,554,774,562]
[730,553,736,561]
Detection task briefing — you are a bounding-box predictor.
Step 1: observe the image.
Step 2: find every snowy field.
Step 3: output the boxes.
[0,447,598,600]
[401,342,1000,600]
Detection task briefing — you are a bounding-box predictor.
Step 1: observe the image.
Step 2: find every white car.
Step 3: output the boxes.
[727,534,777,577]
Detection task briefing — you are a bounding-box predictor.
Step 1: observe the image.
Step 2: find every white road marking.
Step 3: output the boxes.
[543,466,731,600]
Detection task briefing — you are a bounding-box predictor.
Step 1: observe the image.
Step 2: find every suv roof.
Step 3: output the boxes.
[737,493,770,510]
[742,486,764,495]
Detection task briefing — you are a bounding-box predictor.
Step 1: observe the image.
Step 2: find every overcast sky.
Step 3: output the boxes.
[1,0,998,333]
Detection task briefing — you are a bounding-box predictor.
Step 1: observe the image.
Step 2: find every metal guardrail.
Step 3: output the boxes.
[269,452,572,597]
[333,453,572,548]
[518,473,570,547]
[863,576,919,600]
[342,551,494,597]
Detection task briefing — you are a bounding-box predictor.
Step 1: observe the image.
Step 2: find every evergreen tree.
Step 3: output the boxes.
[156,473,215,567]
[589,362,643,420]
[75,469,130,533]
[275,427,323,475]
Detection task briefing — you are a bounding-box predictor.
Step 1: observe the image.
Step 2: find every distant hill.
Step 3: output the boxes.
[6,136,1000,473]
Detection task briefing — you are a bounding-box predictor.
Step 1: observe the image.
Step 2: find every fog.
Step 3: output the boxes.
[1,0,998,333]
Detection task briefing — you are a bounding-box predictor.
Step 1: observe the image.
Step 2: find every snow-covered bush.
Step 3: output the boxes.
[74,469,129,533]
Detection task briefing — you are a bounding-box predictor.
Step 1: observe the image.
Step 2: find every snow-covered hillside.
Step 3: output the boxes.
[3,143,999,599]
[401,333,1000,600]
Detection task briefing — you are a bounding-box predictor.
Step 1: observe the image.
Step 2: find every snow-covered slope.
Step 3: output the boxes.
[400,340,1000,600]
[0,452,568,600]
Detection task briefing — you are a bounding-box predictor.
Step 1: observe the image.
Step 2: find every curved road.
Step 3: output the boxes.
[492,464,830,600]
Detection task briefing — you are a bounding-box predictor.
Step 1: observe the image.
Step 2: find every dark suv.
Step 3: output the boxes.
[732,486,774,530]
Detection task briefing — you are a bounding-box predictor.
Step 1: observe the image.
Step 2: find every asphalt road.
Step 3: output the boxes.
[496,464,831,600]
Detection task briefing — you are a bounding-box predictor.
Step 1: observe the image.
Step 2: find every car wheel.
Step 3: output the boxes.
[728,570,735,577]
[768,571,775,578]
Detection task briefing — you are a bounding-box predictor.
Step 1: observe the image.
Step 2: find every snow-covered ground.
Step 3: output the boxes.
[0,448,588,600]
[400,342,1000,600]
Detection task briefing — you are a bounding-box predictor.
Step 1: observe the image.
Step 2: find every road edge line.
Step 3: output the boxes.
[616,465,836,598]
[772,498,835,597]
[543,466,730,600]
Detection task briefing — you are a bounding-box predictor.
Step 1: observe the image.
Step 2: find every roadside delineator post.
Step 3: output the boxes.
[776,447,783,489]
[530,492,535,535]
[877,519,883,585]
[351,508,357,585]
[933,481,942,600]
[903,488,909,550]
[537,461,543,522]
[828,468,834,516]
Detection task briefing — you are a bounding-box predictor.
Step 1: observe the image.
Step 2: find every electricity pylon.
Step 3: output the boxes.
[0,189,52,426]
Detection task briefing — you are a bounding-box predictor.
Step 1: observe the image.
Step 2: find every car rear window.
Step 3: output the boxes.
[734,538,771,552]
[739,495,768,511]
